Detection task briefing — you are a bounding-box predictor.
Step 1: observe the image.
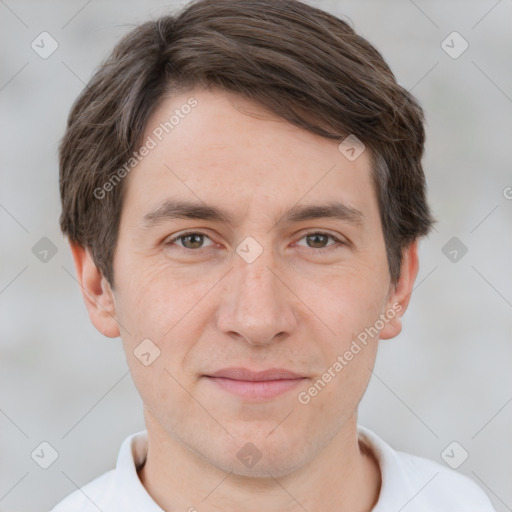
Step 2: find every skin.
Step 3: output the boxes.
[70,86,419,512]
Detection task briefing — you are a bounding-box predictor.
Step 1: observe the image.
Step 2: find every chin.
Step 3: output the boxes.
[219,451,308,479]
[207,426,311,479]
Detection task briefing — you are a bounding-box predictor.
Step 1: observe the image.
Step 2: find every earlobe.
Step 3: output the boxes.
[69,242,120,338]
[379,240,420,340]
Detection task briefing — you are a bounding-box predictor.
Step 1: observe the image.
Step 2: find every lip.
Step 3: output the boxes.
[207,367,305,381]
[204,367,307,400]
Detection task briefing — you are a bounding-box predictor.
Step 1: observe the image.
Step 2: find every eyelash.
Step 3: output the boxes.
[165,230,346,252]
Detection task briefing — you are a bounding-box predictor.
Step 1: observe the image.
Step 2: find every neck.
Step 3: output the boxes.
[138,412,381,512]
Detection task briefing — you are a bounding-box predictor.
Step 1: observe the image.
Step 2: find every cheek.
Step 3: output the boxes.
[113,266,194,418]
[296,269,389,395]
[115,257,193,338]
[303,265,388,333]
[114,259,216,393]
[298,276,383,414]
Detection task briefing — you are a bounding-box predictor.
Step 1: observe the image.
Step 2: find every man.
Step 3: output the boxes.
[52,0,496,510]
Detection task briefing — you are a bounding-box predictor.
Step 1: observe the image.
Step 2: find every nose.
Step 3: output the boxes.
[216,249,298,346]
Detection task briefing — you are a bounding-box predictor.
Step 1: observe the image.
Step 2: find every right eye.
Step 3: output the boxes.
[165,231,215,251]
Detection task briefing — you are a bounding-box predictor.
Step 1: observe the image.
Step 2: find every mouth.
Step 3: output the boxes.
[203,367,307,401]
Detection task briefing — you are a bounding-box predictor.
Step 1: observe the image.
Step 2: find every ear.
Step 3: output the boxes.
[379,240,419,340]
[69,242,120,338]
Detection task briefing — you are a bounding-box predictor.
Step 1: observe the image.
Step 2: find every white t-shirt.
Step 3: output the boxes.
[49,425,496,511]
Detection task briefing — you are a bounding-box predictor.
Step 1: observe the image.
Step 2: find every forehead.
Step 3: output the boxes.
[121,87,378,227]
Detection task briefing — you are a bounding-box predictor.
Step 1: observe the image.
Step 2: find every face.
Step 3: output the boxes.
[74,87,417,478]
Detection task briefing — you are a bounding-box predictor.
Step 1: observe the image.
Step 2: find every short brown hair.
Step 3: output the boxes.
[59,0,434,289]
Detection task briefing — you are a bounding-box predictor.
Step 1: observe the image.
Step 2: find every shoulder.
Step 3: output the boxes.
[358,425,496,511]
[49,430,153,512]
[396,450,495,510]
[49,470,115,512]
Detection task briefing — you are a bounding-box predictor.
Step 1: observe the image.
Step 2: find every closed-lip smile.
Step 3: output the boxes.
[204,367,307,400]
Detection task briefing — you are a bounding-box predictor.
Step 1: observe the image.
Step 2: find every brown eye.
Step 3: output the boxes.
[306,233,329,248]
[296,232,344,250]
[167,232,214,250]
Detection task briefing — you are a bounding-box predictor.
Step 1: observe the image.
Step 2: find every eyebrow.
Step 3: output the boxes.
[141,198,364,228]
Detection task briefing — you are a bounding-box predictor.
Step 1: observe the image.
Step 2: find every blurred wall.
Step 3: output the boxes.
[0,1,510,510]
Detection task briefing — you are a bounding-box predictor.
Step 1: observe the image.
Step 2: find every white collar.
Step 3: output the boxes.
[106,425,470,512]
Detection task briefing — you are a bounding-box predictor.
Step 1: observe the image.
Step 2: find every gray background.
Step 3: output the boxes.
[1,0,511,510]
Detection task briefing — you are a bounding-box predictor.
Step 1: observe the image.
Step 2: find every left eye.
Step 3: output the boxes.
[295,232,343,249]
[166,231,343,251]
